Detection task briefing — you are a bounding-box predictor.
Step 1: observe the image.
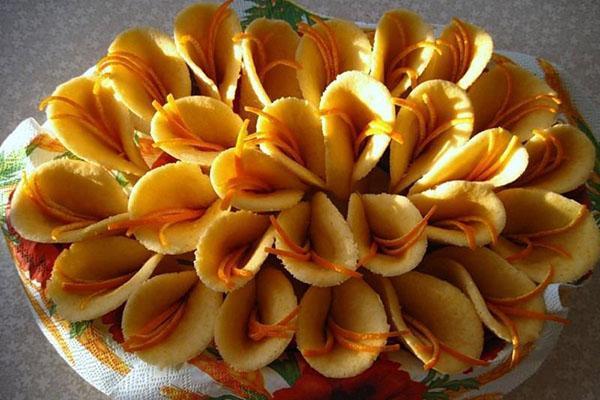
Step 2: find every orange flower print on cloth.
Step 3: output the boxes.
[188,352,270,399]
[5,192,62,288]
[272,357,427,400]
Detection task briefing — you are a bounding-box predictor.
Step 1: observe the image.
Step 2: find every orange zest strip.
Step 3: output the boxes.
[303,318,402,355]
[320,109,399,159]
[297,16,339,84]
[335,334,400,353]
[372,205,437,256]
[518,130,566,184]
[122,297,187,352]
[504,237,534,262]
[206,0,233,81]
[321,109,356,136]
[452,31,464,82]
[248,306,300,341]
[152,138,221,150]
[386,41,442,89]
[475,135,520,181]
[435,39,459,83]
[387,67,419,91]
[504,206,586,261]
[387,41,443,75]
[152,94,225,151]
[522,206,587,239]
[392,98,427,143]
[107,208,205,233]
[353,119,403,157]
[409,317,489,366]
[487,94,561,129]
[61,271,135,294]
[22,173,97,228]
[264,247,312,262]
[452,18,471,79]
[487,63,513,128]
[267,216,362,278]
[403,314,441,370]
[232,32,301,82]
[506,236,572,261]
[179,35,210,74]
[232,32,268,67]
[302,328,334,357]
[311,15,339,80]
[464,132,501,181]
[414,117,474,157]
[39,97,122,152]
[97,51,167,103]
[421,93,437,132]
[487,302,521,368]
[309,252,362,278]
[226,175,273,192]
[491,304,570,325]
[405,314,489,368]
[357,241,378,267]
[50,221,97,241]
[438,342,490,367]
[245,132,305,166]
[217,245,254,288]
[328,318,406,341]
[497,105,559,130]
[268,216,306,254]
[453,215,498,245]
[433,218,477,250]
[258,59,302,82]
[244,106,305,165]
[486,266,554,306]
[221,120,274,210]
[91,80,115,144]
[297,22,333,82]
[47,113,123,153]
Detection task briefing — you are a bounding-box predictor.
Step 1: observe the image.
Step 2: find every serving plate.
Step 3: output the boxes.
[2,1,599,399]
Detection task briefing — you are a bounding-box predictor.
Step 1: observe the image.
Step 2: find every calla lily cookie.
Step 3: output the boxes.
[422,248,547,353]
[246,97,326,188]
[408,181,506,249]
[347,193,428,276]
[40,76,148,176]
[469,61,560,140]
[10,159,129,243]
[267,192,360,287]
[121,270,222,367]
[108,162,222,255]
[420,18,493,89]
[390,271,485,374]
[296,17,372,106]
[174,1,241,107]
[390,80,474,193]
[237,18,302,110]
[371,9,437,96]
[215,266,298,371]
[210,121,307,212]
[515,124,596,193]
[47,236,162,321]
[320,71,396,199]
[297,278,393,378]
[98,27,191,121]
[410,128,528,194]
[150,95,241,166]
[195,209,274,292]
[491,188,600,283]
